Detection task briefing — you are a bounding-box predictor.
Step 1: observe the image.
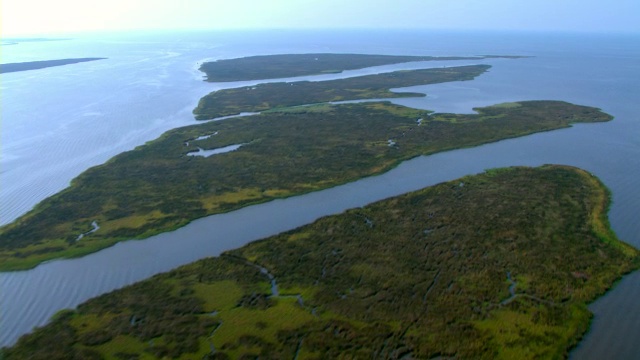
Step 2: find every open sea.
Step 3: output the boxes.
[1,30,639,358]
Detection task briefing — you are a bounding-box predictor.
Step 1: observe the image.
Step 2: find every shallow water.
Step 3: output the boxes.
[187,144,244,157]
[1,30,639,357]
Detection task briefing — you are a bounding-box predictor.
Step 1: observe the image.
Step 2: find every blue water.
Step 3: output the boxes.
[1,30,639,358]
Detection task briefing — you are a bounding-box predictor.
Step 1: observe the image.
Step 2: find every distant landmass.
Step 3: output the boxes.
[0,58,106,74]
[0,38,70,46]
[199,53,525,82]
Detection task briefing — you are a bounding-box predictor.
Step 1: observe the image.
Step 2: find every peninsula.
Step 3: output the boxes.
[0,58,106,74]
[4,166,637,359]
[193,65,489,119]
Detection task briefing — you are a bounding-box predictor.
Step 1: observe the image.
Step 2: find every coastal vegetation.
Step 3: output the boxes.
[199,53,519,82]
[193,65,489,119]
[0,100,613,271]
[4,166,637,359]
[0,58,106,73]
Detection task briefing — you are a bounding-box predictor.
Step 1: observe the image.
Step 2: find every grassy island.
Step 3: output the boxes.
[4,166,637,359]
[194,65,490,120]
[0,58,106,74]
[199,53,522,82]
[0,100,612,271]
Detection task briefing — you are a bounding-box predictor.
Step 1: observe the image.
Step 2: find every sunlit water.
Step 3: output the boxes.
[1,30,639,358]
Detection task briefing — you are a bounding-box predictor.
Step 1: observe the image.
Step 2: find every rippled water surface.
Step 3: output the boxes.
[1,30,639,358]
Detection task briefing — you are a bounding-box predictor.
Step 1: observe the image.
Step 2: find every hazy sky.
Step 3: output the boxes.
[3,0,639,36]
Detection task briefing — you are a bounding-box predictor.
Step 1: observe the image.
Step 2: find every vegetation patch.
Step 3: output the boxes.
[4,166,637,359]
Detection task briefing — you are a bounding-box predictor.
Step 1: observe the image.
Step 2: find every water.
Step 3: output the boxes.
[187,144,245,157]
[1,30,639,358]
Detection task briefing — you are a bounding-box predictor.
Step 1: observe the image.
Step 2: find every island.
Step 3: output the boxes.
[0,99,612,271]
[4,166,637,359]
[0,58,106,74]
[199,53,524,82]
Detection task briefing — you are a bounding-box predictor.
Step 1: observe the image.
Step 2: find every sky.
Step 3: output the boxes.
[2,0,639,37]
